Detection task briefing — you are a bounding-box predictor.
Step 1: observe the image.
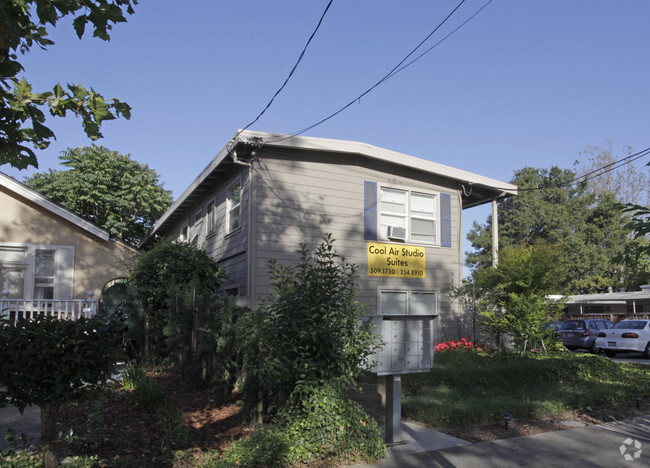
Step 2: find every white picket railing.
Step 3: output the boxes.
[0,290,97,324]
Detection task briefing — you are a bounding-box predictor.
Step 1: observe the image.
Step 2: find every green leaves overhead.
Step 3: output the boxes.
[0,0,138,169]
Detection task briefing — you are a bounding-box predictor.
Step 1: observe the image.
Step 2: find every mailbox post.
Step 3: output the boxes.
[370,313,437,444]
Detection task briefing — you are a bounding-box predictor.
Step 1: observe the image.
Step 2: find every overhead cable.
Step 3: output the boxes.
[236,0,334,140]
[267,0,496,142]
[498,147,650,194]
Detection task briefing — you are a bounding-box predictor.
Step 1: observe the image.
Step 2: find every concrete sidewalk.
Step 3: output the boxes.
[0,404,40,449]
[350,415,650,467]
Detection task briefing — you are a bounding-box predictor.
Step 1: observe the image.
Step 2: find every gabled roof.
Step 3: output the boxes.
[0,171,110,241]
[149,130,518,240]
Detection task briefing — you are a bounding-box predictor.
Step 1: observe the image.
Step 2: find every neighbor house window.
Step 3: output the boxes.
[379,188,437,243]
[34,249,55,299]
[206,201,215,233]
[379,290,437,315]
[228,182,241,232]
[0,246,27,299]
[0,243,73,300]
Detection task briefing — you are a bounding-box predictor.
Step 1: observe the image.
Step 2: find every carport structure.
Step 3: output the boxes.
[563,286,650,321]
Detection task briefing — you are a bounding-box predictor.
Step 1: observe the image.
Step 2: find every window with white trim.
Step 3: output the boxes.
[379,290,437,315]
[206,201,215,234]
[380,188,437,243]
[34,249,55,299]
[227,182,241,232]
[0,243,74,300]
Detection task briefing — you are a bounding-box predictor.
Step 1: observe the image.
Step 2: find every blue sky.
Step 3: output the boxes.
[3,0,649,259]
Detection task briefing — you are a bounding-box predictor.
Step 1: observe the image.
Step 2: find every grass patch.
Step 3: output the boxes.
[401,351,650,429]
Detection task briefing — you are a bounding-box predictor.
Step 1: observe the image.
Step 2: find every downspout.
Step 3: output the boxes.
[247,159,255,309]
[492,199,499,268]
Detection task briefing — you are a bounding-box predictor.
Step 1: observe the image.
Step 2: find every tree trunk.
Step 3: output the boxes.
[39,402,59,468]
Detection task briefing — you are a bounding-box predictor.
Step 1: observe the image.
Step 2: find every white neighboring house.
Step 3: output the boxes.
[0,172,138,322]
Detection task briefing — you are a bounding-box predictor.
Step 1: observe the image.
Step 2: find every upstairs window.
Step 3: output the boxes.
[228,183,241,232]
[379,188,436,243]
[207,201,215,233]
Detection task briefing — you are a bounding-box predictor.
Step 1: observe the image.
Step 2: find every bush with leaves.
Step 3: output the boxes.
[165,281,246,394]
[474,243,565,356]
[0,313,124,460]
[128,239,224,360]
[246,234,380,410]
[235,234,386,465]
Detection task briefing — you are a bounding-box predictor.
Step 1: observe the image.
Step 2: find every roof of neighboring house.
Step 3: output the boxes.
[148,130,518,241]
[564,290,650,304]
[0,171,136,250]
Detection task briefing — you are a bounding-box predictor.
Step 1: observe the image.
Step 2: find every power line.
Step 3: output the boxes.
[267,0,493,142]
[501,147,650,194]
[236,0,334,138]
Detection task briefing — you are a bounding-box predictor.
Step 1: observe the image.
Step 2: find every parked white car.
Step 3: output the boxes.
[596,319,650,358]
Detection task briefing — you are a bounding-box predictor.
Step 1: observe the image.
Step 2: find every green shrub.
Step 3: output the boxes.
[128,239,224,360]
[244,234,381,415]
[218,385,386,467]
[0,314,124,450]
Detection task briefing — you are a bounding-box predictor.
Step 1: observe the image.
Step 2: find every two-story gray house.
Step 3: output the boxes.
[145,130,516,342]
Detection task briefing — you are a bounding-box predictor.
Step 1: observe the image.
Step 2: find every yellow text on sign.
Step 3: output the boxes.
[367,243,426,278]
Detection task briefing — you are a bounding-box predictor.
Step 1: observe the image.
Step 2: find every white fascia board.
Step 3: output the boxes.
[149,130,518,238]
[238,130,518,195]
[149,143,232,235]
[565,292,650,303]
[0,172,110,241]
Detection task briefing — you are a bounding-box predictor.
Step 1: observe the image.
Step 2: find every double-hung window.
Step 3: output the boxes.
[227,182,241,232]
[0,243,73,300]
[34,249,55,299]
[380,188,437,243]
[206,201,215,234]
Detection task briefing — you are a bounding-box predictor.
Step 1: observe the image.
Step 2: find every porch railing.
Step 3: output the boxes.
[0,290,97,325]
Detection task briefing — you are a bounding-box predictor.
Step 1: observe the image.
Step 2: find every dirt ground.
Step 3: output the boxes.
[48,370,650,466]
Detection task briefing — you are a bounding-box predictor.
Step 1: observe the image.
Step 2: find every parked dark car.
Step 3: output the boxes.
[557,319,613,353]
[543,321,562,333]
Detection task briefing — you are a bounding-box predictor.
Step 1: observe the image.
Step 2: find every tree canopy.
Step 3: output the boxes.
[1,0,137,170]
[24,145,172,245]
[466,166,643,293]
[473,243,565,355]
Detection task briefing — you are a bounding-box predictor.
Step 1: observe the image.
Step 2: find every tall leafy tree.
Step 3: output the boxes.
[474,243,565,356]
[24,145,172,245]
[467,166,633,293]
[1,0,137,170]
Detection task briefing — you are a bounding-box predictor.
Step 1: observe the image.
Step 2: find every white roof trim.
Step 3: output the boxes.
[565,291,650,303]
[240,130,518,194]
[0,171,110,241]
[150,130,518,237]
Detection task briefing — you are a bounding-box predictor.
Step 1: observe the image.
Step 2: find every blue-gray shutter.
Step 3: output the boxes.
[440,193,452,247]
[364,181,378,240]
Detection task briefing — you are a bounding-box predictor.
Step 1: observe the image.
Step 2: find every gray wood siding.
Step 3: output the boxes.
[164,168,250,297]
[250,150,463,332]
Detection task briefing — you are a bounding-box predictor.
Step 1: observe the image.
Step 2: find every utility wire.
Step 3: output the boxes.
[384,0,494,81]
[501,147,650,194]
[236,0,334,139]
[267,0,494,142]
